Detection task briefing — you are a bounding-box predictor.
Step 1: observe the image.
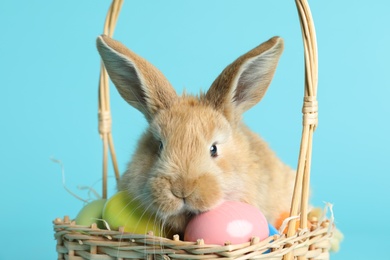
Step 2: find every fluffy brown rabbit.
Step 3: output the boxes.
[96,35,296,235]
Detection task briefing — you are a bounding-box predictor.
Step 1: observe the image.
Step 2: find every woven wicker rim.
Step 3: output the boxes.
[54,215,332,260]
[55,1,326,260]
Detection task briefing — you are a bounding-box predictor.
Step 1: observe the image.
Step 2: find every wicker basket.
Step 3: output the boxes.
[53,0,335,259]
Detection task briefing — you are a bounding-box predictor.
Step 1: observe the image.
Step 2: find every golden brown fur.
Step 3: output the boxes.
[96,35,295,235]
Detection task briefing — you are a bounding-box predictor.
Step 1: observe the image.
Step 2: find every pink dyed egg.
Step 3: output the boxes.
[184,201,269,245]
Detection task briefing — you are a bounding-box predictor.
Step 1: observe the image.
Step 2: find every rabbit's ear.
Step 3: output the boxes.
[96,35,177,121]
[205,37,283,121]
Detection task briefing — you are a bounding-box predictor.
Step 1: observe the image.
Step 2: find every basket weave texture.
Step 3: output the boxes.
[53,216,332,260]
[53,0,334,259]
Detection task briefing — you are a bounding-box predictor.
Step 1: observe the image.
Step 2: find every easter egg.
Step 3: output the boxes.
[102,191,163,236]
[268,223,279,236]
[184,201,269,245]
[75,199,107,228]
[275,211,314,234]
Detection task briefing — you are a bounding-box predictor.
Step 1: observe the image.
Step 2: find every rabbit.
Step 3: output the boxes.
[96,34,296,235]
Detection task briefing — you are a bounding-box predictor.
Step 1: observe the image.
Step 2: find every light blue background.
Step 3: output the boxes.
[1,1,389,259]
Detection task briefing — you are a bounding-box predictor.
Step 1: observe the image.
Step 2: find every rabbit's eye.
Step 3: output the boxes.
[158,141,164,152]
[210,144,218,157]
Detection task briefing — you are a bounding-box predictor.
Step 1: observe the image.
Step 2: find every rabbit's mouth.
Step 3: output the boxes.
[154,196,223,235]
[149,174,223,219]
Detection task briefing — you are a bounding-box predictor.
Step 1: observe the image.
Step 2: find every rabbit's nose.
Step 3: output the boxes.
[171,178,196,199]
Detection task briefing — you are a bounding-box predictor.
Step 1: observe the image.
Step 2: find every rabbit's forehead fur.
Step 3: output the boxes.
[151,96,232,150]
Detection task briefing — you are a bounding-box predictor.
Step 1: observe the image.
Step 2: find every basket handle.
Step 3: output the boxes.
[98,0,124,199]
[284,0,318,259]
[97,1,319,241]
